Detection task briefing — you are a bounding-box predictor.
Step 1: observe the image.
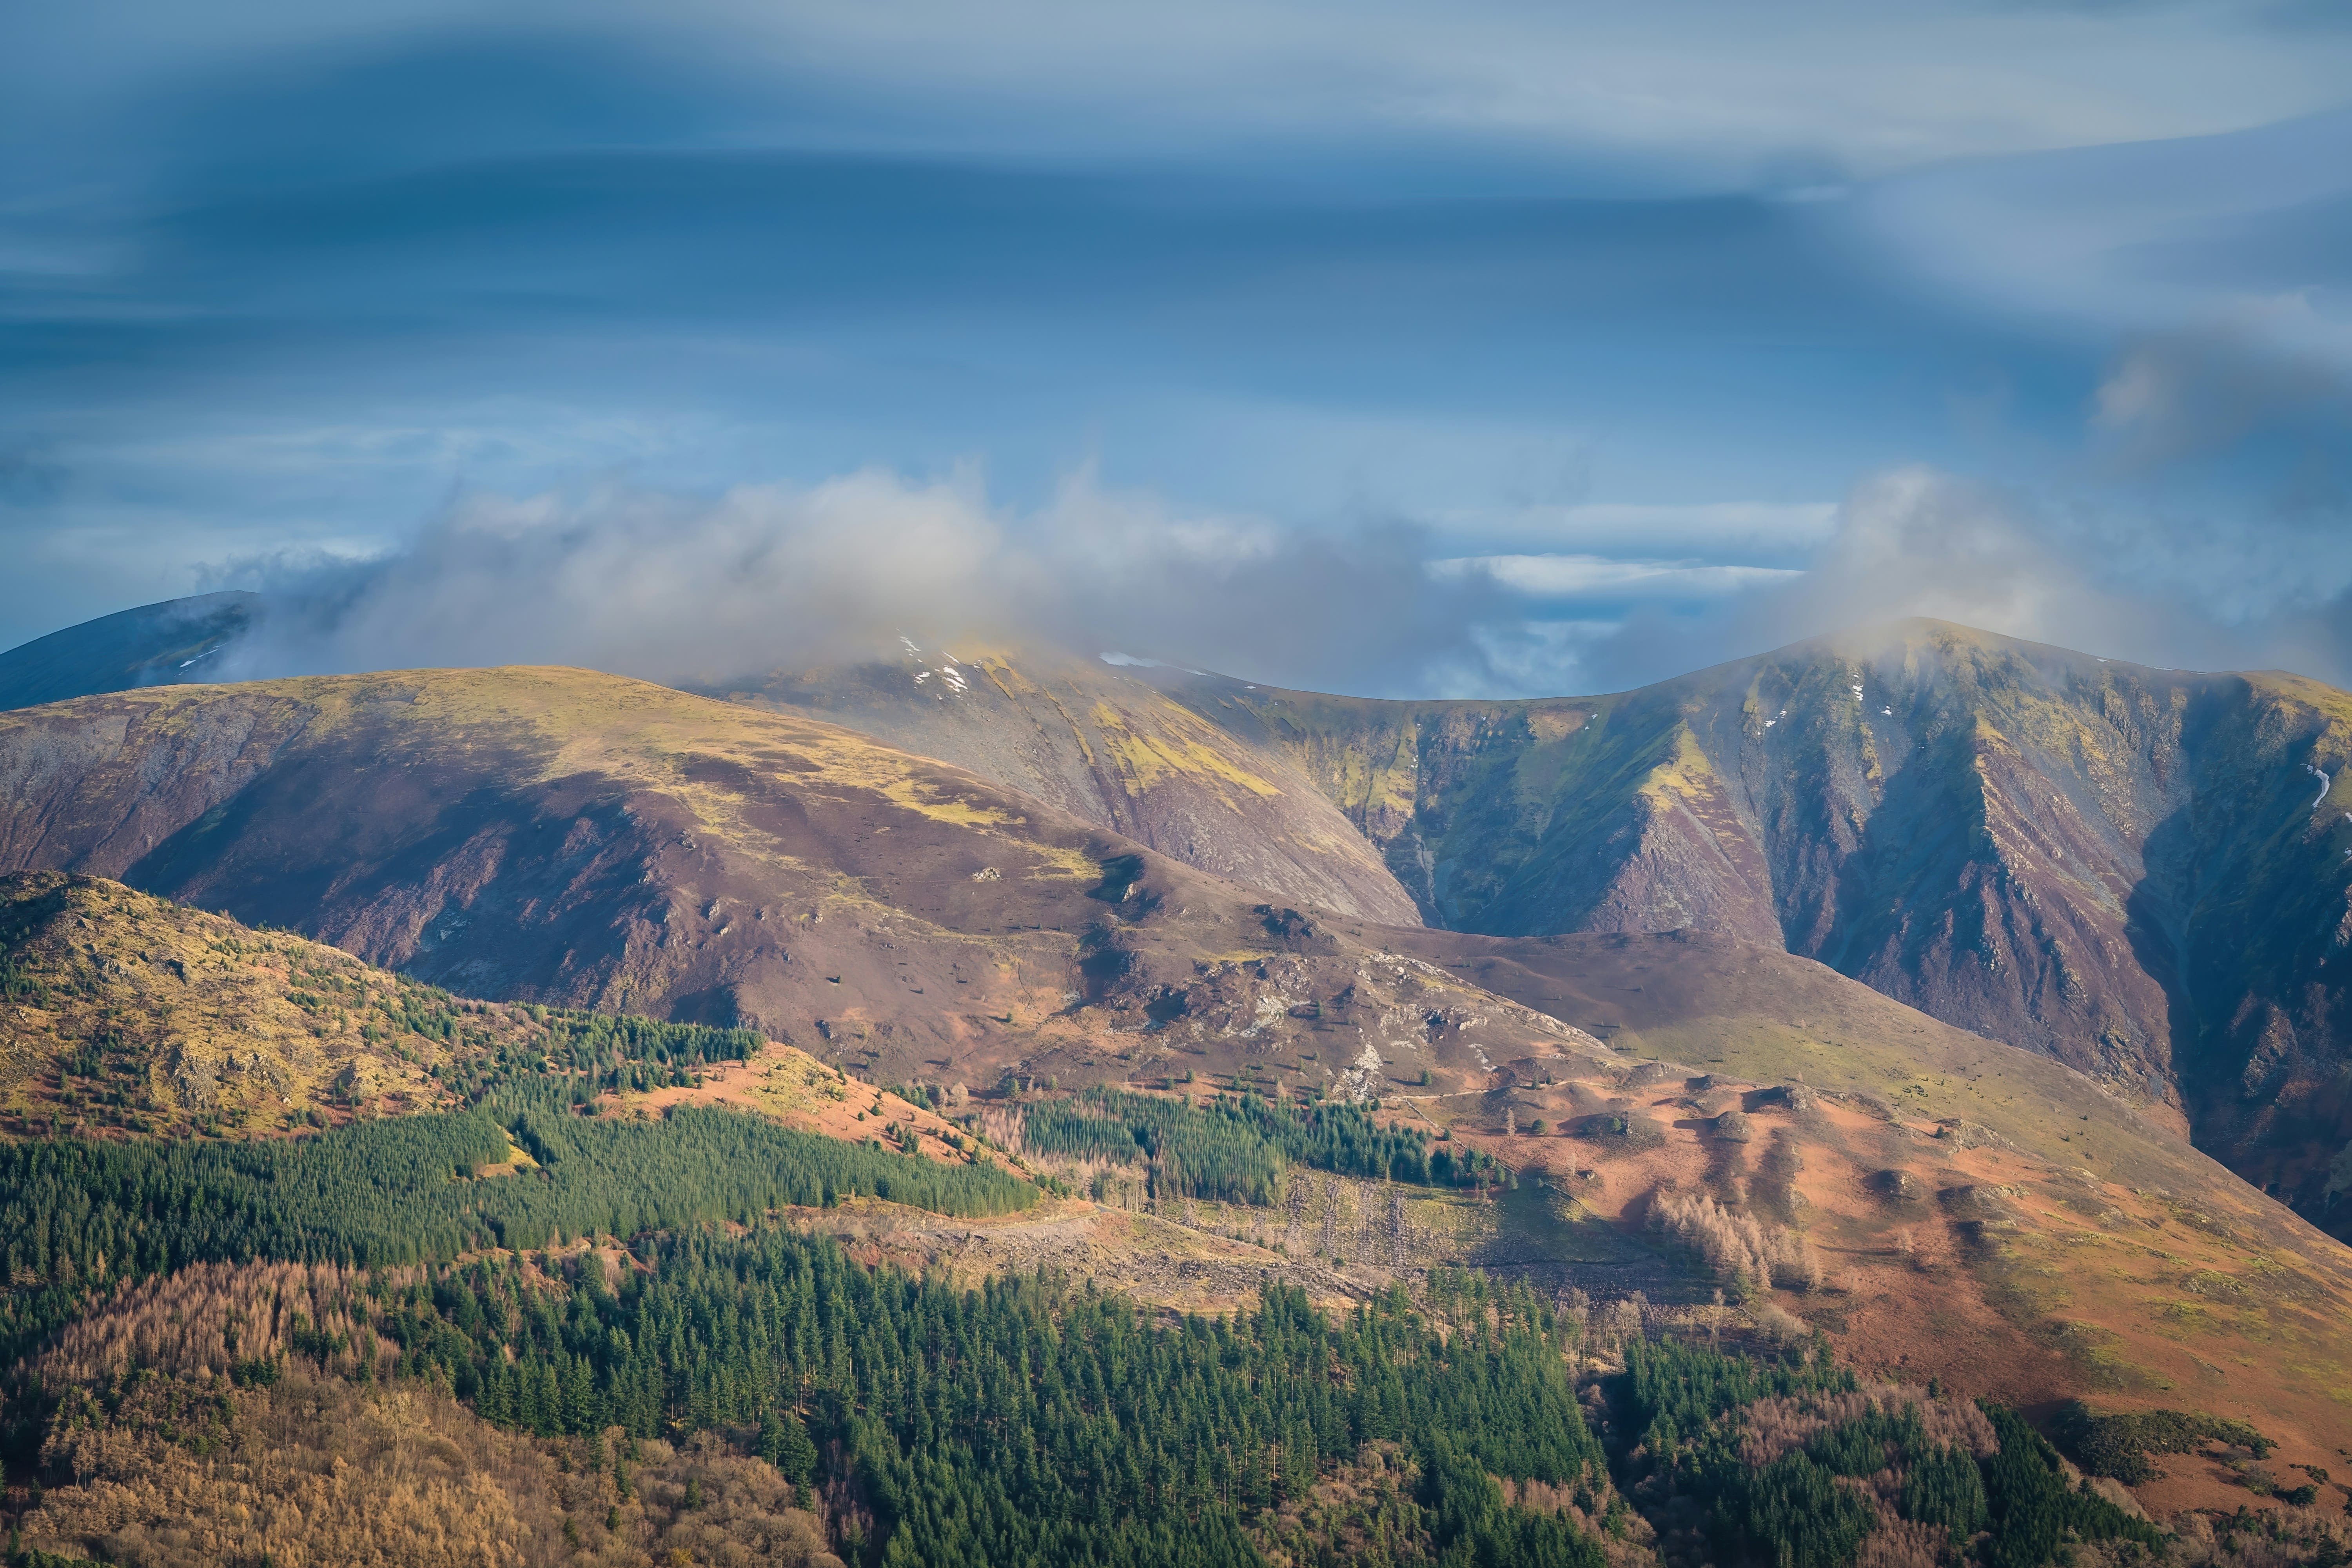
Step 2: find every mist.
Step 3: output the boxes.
[179,453,2352,704]
[209,467,1521,698]
[1577,465,2352,695]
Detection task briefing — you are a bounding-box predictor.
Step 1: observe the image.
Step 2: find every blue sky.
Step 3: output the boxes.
[3,2,2349,694]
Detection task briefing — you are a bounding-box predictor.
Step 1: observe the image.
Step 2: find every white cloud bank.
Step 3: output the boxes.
[214,465,1520,698]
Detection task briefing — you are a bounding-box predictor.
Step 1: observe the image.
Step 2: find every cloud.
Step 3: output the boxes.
[16,1,2344,190]
[1434,554,1802,600]
[1427,501,1838,558]
[1854,107,2352,370]
[2091,306,2352,468]
[1575,465,2352,690]
[2,0,2347,699]
[212,466,1517,697]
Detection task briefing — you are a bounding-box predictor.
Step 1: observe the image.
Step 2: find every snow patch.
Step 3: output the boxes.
[2306,764,2331,811]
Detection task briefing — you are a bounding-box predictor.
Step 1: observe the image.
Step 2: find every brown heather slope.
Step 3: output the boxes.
[1381,926,2352,1463]
[702,642,1421,924]
[0,666,1580,1097]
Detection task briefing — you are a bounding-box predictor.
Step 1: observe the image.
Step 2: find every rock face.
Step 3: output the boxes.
[1158,622,2352,1233]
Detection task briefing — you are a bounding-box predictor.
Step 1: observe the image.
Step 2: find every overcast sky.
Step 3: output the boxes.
[3,1,2348,695]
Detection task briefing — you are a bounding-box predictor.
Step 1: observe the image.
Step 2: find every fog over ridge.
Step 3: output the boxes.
[185,459,2352,701]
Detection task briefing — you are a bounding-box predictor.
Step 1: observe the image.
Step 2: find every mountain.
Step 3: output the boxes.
[0,591,256,711]
[4,669,2352,1471]
[0,664,1583,1101]
[1141,622,2352,1235]
[7,606,2352,1232]
[703,622,2352,1237]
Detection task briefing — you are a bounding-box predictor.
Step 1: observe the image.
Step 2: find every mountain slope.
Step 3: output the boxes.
[703,642,1422,924]
[0,666,1587,1102]
[0,592,256,712]
[9,606,2352,1233]
[1161,623,2352,1234]
[3,670,2350,1454]
[1391,926,2352,1465]
[0,868,536,1134]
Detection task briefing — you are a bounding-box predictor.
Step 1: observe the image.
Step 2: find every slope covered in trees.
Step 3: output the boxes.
[12,1232,1621,1568]
[1617,1338,2165,1568]
[1021,1088,1506,1203]
[0,1094,1034,1365]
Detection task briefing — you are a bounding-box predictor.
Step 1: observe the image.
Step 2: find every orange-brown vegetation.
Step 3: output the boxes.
[1734,1387,2000,1468]
[1406,1030,2352,1480]
[1651,1188,1823,1293]
[15,1264,842,1568]
[610,1042,976,1167]
[23,1365,841,1568]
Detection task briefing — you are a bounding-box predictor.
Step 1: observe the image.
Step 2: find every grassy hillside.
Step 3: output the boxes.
[705,642,1423,924]
[0,871,781,1139]
[0,870,540,1136]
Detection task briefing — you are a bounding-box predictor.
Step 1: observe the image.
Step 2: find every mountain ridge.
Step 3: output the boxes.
[8,606,2352,1236]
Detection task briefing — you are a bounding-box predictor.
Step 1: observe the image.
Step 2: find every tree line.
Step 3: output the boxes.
[1021,1089,1504,1205]
[0,1095,1034,1366]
